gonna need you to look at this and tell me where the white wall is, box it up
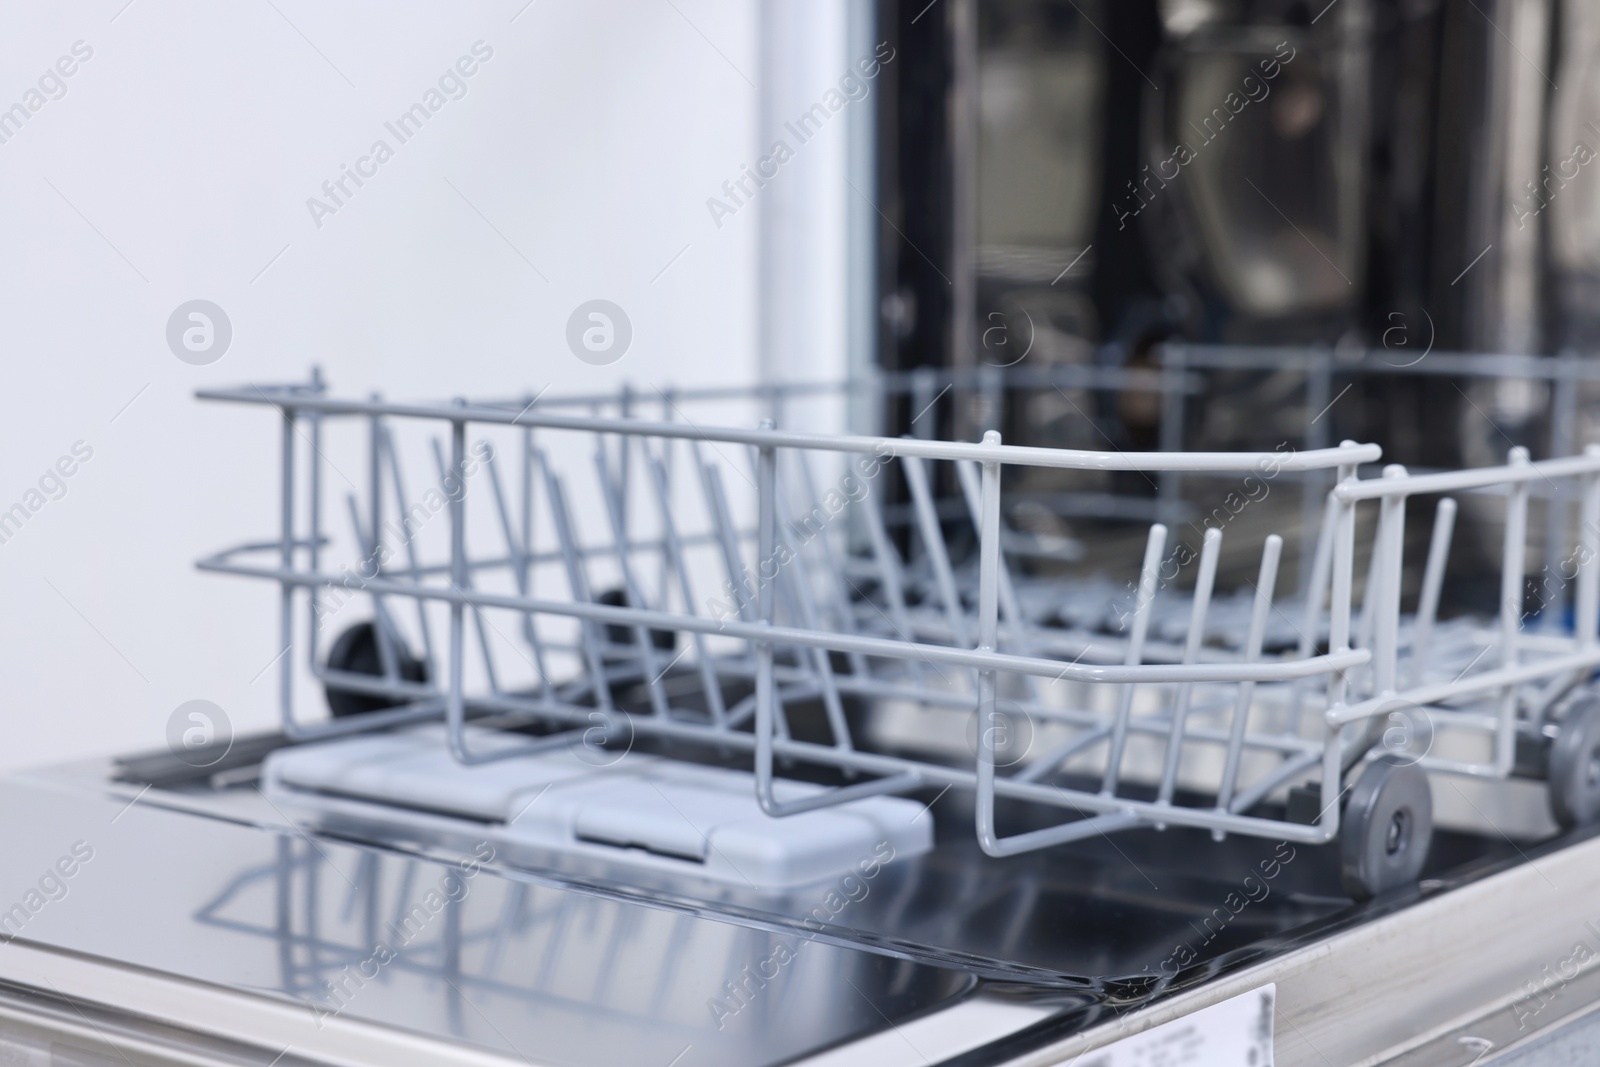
[0,0,772,768]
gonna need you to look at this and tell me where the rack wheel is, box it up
[1341,756,1433,900]
[324,621,429,719]
[1548,696,1600,829]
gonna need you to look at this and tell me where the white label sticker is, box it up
[1065,985,1275,1067]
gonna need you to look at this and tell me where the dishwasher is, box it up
[7,355,1600,1067]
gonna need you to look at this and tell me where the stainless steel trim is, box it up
[0,939,532,1067]
[989,831,1600,1066]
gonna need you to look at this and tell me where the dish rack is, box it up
[194,362,1600,899]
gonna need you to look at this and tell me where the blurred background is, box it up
[0,0,1593,769]
[874,0,1600,679]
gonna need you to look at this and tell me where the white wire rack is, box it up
[194,362,1600,898]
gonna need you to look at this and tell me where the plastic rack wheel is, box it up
[323,621,429,719]
[1548,695,1600,829]
[1340,756,1434,900]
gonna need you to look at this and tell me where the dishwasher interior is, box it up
[10,0,1600,1063]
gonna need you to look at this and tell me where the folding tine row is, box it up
[1322,446,1600,779]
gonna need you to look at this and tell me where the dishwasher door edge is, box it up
[0,936,536,1067]
[976,829,1600,1067]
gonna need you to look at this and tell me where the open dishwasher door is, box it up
[0,767,1032,1067]
[13,736,1600,1067]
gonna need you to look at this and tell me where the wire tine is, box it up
[773,527,854,749]
[592,448,670,718]
[536,450,616,713]
[761,455,853,749]
[1156,526,1222,807]
[697,455,758,629]
[855,462,926,683]
[378,423,436,674]
[427,437,501,696]
[1289,490,1339,722]
[1016,726,1113,783]
[1227,750,1322,816]
[1354,516,1384,657]
[901,452,972,649]
[344,493,402,682]
[483,444,554,695]
[1579,451,1600,648]
[1102,523,1168,797]
[645,452,728,727]
[956,458,1042,701]
[790,449,870,676]
[1410,497,1456,686]
[1217,534,1283,825]
[303,407,324,680]
[617,383,634,534]
[654,430,676,610]
[520,412,535,593]
[1497,449,1531,776]
[1359,467,1410,766]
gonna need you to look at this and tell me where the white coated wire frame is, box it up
[496,347,1600,617]
[452,348,1600,627]
[193,376,1600,859]
[1325,448,1600,777]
